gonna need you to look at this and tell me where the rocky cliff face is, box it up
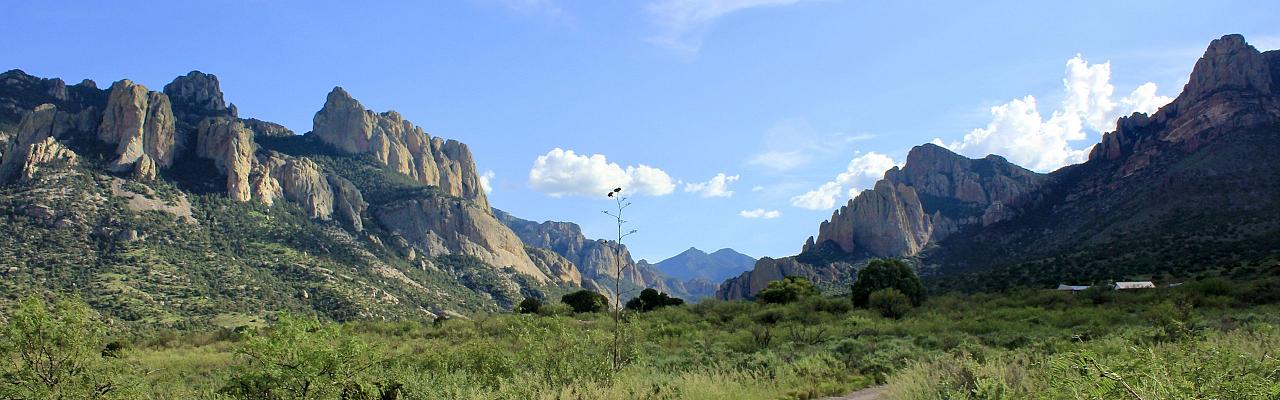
[374,197,546,282]
[98,80,178,179]
[807,144,1046,260]
[0,104,80,182]
[312,88,488,209]
[715,257,854,301]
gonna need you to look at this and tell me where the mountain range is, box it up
[719,34,1280,300]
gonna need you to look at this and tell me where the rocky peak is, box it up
[1179,34,1273,103]
[164,71,232,119]
[311,86,488,208]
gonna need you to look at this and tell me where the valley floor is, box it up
[3,275,1280,399]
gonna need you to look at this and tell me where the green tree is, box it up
[868,288,912,319]
[518,298,543,314]
[850,259,925,307]
[561,290,608,313]
[221,314,399,400]
[625,288,685,312]
[0,296,137,400]
[755,276,820,304]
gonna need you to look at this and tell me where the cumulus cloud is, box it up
[943,55,1174,172]
[647,0,809,53]
[739,208,782,219]
[479,170,495,193]
[751,185,765,192]
[528,148,676,197]
[790,152,898,210]
[684,173,740,198]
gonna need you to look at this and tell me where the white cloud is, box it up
[943,55,1174,172]
[479,170,495,193]
[790,152,898,210]
[684,173,740,198]
[739,208,782,219]
[751,185,765,192]
[647,0,809,53]
[528,148,676,197]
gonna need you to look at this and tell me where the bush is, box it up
[868,288,912,319]
[756,276,820,304]
[850,259,926,307]
[561,290,608,313]
[518,298,543,314]
[625,288,685,312]
[0,296,138,399]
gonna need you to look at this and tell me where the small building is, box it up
[1057,284,1090,292]
[1114,281,1156,290]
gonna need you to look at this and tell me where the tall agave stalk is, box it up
[602,187,635,372]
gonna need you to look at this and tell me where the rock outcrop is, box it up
[808,143,1046,259]
[163,71,230,119]
[98,80,177,179]
[374,197,547,282]
[312,87,488,209]
[0,104,81,182]
[196,117,255,201]
[327,175,367,232]
[526,247,583,285]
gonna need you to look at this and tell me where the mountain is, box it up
[653,247,756,283]
[493,209,692,300]
[0,69,583,327]
[720,34,1280,299]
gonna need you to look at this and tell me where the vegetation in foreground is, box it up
[3,267,1280,400]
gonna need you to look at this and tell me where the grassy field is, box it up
[3,274,1280,399]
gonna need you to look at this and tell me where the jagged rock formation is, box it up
[97,80,177,179]
[163,71,230,119]
[374,197,546,282]
[196,117,256,201]
[312,87,488,209]
[722,34,1280,298]
[807,144,1046,259]
[242,118,294,137]
[0,105,79,182]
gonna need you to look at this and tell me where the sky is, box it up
[3,1,1277,261]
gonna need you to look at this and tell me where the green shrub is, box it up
[518,298,543,314]
[756,276,819,304]
[0,296,138,399]
[850,259,926,307]
[561,290,608,313]
[624,288,685,312]
[868,288,912,319]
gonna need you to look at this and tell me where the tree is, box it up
[518,298,543,314]
[0,296,137,399]
[221,314,399,400]
[625,288,685,312]
[850,259,925,307]
[561,290,608,313]
[756,276,820,304]
[868,288,911,319]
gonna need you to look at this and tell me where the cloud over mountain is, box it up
[790,152,898,210]
[528,148,676,197]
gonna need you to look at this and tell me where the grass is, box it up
[5,276,1268,399]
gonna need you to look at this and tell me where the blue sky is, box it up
[3,1,1277,261]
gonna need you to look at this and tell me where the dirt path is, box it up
[821,385,888,400]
